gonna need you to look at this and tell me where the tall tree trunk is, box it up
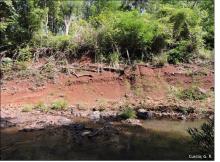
[64,15,72,35]
[45,13,48,36]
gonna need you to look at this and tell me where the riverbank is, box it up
[1,63,214,131]
[1,102,213,131]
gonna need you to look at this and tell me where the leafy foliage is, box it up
[34,101,49,112]
[22,104,34,112]
[51,99,68,110]
[0,0,214,65]
[120,106,137,119]
[152,53,168,67]
[188,118,214,155]
[92,11,165,62]
[177,87,208,101]
[17,46,32,62]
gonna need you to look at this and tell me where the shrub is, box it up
[198,49,214,61]
[13,61,28,71]
[1,57,13,65]
[51,99,68,110]
[188,118,214,156]
[69,19,97,59]
[34,102,49,112]
[108,51,120,68]
[1,57,13,74]
[120,106,137,119]
[167,40,197,64]
[31,32,71,50]
[151,53,168,67]
[49,35,71,50]
[158,5,204,63]
[167,49,180,64]
[22,104,33,112]
[92,11,165,62]
[40,58,56,79]
[177,87,208,100]
[17,46,32,62]
[96,99,107,111]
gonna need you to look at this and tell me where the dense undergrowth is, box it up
[0,0,214,70]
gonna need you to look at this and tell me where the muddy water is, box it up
[0,119,210,160]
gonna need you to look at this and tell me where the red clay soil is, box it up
[1,64,214,107]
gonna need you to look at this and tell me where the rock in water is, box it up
[0,118,15,128]
[89,111,100,121]
[81,130,92,136]
[122,119,142,126]
[137,109,153,119]
[57,117,72,126]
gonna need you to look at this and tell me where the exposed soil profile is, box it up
[1,63,214,107]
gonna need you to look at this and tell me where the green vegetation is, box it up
[96,99,108,111]
[152,54,168,67]
[0,0,214,70]
[50,99,68,110]
[22,104,34,112]
[120,106,137,119]
[188,118,214,155]
[177,87,208,101]
[21,100,69,112]
[34,101,49,112]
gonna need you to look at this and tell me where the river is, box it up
[0,119,211,160]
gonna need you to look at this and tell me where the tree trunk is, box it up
[64,15,72,35]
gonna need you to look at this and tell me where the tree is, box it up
[61,1,83,35]
[0,0,17,50]
[199,0,214,48]
[36,0,62,34]
[121,0,149,12]
[0,0,47,51]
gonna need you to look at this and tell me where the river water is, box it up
[0,119,211,160]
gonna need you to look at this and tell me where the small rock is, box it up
[59,94,65,97]
[198,87,207,94]
[0,119,15,128]
[209,115,214,120]
[137,109,153,119]
[89,111,100,121]
[58,118,72,126]
[177,115,186,120]
[68,124,85,131]
[1,87,6,90]
[122,119,142,126]
[81,130,92,136]
[28,87,37,91]
[70,108,75,114]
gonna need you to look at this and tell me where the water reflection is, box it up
[0,120,207,160]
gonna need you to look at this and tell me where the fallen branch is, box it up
[71,71,93,78]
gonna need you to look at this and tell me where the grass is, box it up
[151,54,168,67]
[22,104,34,112]
[120,106,137,119]
[50,99,68,110]
[13,61,28,71]
[34,101,49,112]
[96,99,108,111]
[40,59,57,80]
[177,87,208,101]
[133,86,143,97]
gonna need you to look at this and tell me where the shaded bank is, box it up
[1,119,213,160]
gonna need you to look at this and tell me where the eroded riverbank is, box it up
[1,103,213,131]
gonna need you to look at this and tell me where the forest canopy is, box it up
[0,0,214,65]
